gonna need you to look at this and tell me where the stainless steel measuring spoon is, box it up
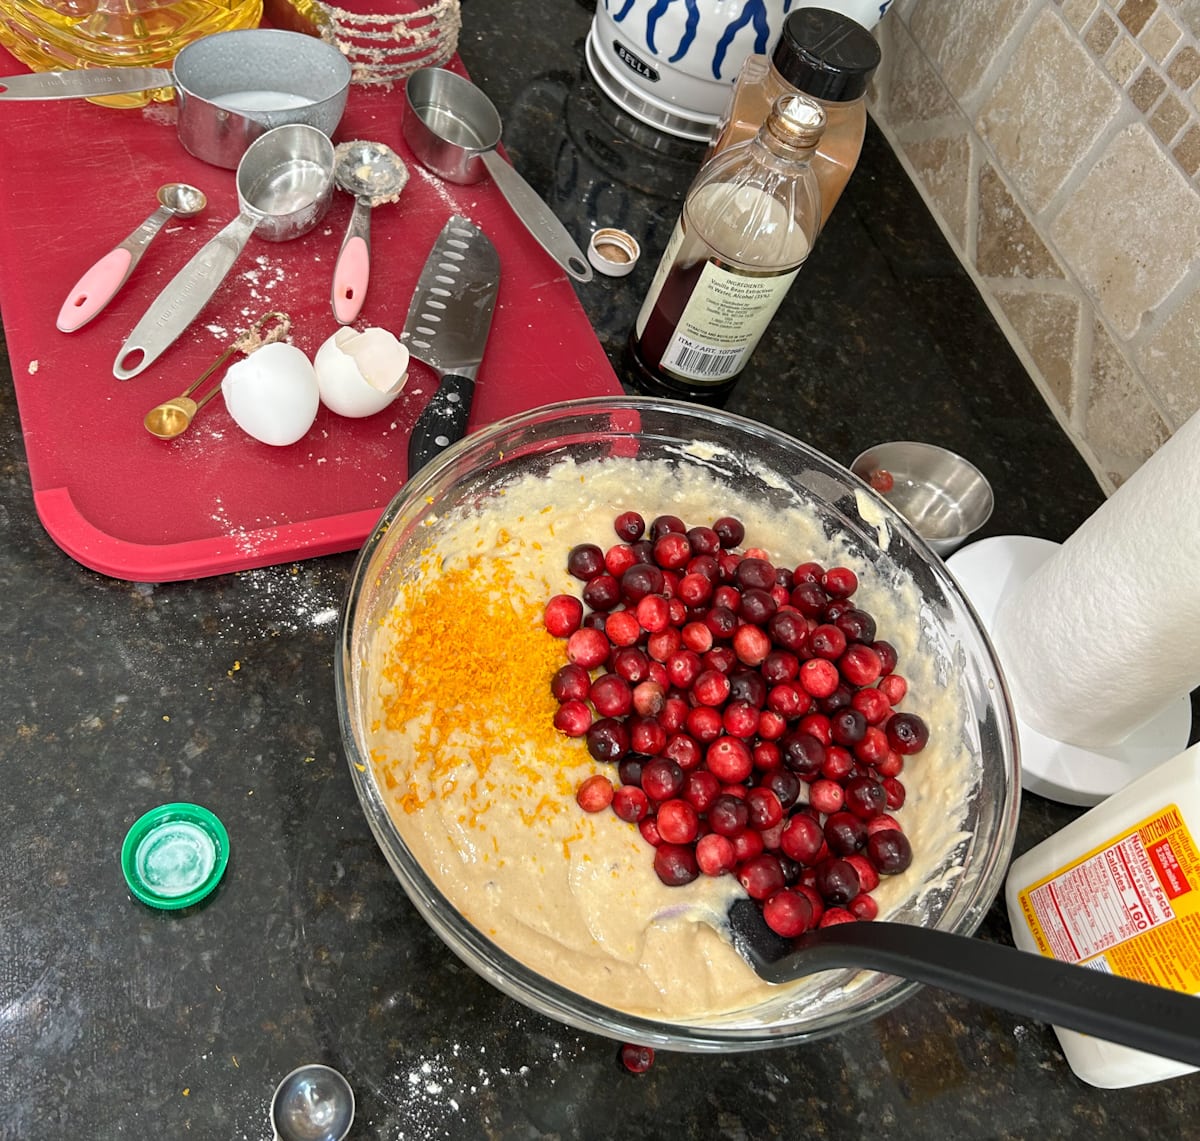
[402,67,593,283]
[330,140,409,325]
[114,124,335,380]
[57,183,207,333]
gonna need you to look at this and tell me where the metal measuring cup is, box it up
[402,67,593,282]
[114,124,336,380]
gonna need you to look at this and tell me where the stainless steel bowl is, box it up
[337,398,1019,1051]
[850,442,994,557]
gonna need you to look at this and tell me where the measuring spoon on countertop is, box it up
[56,183,207,333]
[330,139,408,325]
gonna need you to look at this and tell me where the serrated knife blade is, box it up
[400,215,500,475]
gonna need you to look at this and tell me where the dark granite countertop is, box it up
[2,1,1198,1138]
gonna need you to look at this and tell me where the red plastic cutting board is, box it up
[0,52,622,582]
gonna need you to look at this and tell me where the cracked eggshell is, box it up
[221,342,320,446]
[314,326,410,418]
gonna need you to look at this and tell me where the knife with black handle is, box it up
[400,215,500,476]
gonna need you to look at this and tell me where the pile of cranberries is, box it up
[542,511,929,939]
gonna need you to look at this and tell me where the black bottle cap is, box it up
[772,7,882,103]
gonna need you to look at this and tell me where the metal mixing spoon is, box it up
[270,1064,355,1141]
[330,139,408,325]
[56,183,207,332]
[143,311,291,439]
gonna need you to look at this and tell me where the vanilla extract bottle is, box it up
[627,93,826,405]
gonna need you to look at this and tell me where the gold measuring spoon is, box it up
[143,311,291,439]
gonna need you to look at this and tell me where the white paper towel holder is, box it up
[946,534,1193,807]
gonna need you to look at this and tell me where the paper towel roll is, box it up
[993,410,1200,748]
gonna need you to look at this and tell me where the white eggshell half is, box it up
[221,342,320,446]
[314,326,410,419]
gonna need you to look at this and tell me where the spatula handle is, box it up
[770,920,1200,1068]
[407,374,474,476]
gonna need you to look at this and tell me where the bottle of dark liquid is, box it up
[627,93,826,406]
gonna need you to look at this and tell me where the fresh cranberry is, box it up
[680,620,713,653]
[788,581,829,618]
[566,627,610,669]
[617,756,643,786]
[703,606,738,641]
[602,609,640,648]
[732,624,771,666]
[693,669,732,707]
[590,673,633,718]
[760,767,800,811]
[641,757,685,801]
[631,679,665,717]
[728,669,767,708]
[819,907,856,927]
[738,853,786,901]
[620,1043,655,1074]
[780,813,824,865]
[849,892,879,921]
[702,645,738,675]
[798,658,840,698]
[757,710,787,742]
[713,516,745,548]
[746,786,783,830]
[850,685,891,725]
[844,775,886,820]
[868,828,913,874]
[585,717,629,762]
[809,778,845,815]
[815,857,861,905]
[543,594,584,637]
[792,561,824,585]
[839,643,883,687]
[685,704,723,743]
[878,673,908,705]
[708,793,750,838]
[845,853,880,894]
[553,700,592,737]
[873,748,903,778]
[685,525,721,555]
[696,833,736,877]
[733,558,774,593]
[656,798,700,844]
[605,544,638,578]
[657,694,688,731]
[820,743,859,782]
[706,736,753,783]
[823,811,867,855]
[649,514,686,539]
[752,738,782,771]
[551,662,591,703]
[780,730,825,777]
[687,553,720,580]
[722,701,760,739]
[882,777,906,809]
[677,572,714,608]
[809,624,847,660]
[567,543,606,581]
[762,888,814,937]
[819,682,853,714]
[854,725,890,765]
[635,594,670,634]
[666,650,703,690]
[830,708,867,746]
[821,567,858,599]
[738,587,777,626]
[576,774,614,813]
[652,532,692,570]
[629,716,667,757]
[638,816,662,847]
[582,574,622,612]
[866,813,903,836]
[663,731,703,771]
[612,785,649,823]
[872,640,898,674]
[613,511,645,541]
[886,712,929,755]
[620,563,664,604]
[767,610,810,654]
[654,843,699,885]
[683,768,721,814]
[760,650,799,685]
[835,608,877,646]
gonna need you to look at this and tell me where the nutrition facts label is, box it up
[1016,806,1200,993]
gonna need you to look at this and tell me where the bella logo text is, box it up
[613,41,659,84]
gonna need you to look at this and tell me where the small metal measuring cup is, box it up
[403,67,593,282]
[114,124,336,380]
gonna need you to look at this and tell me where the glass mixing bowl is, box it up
[336,397,1020,1051]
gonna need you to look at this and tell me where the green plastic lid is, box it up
[121,803,229,910]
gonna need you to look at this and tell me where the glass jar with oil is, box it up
[0,0,263,106]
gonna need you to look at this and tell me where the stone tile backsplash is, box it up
[868,0,1200,489]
